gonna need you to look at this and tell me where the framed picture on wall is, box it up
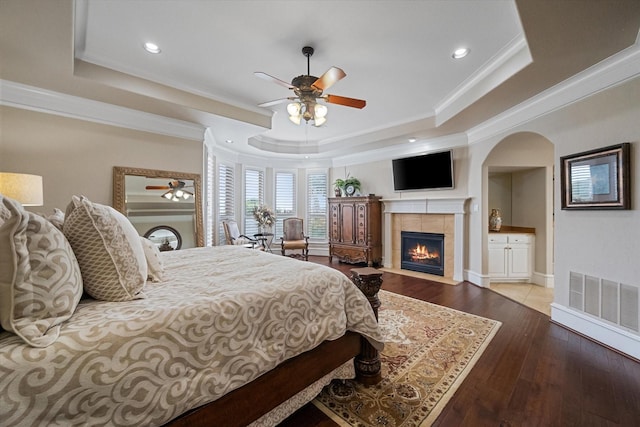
[560,142,630,210]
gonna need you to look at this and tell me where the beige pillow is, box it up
[63,196,147,301]
[0,195,83,347]
[39,208,65,231]
[140,236,165,282]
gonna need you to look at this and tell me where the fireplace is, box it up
[401,231,445,276]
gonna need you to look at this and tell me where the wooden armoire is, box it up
[328,195,382,266]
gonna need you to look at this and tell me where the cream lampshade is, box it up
[0,172,44,206]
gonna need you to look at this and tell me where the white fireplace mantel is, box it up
[381,197,470,282]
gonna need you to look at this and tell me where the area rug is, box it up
[313,290,501,426]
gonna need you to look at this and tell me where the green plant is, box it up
[344,176,361,191]
[333,178,346,191]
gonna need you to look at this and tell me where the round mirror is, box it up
[144,225,182,251]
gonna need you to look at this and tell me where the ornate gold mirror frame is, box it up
[113,166,204,247]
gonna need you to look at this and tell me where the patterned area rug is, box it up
[313,290,501,426]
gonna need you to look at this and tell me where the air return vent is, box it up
[568,272,639,333]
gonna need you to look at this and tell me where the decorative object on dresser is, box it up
[333,175,361,197]
[329,195,382,267]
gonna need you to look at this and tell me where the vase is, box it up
[334,187,342,197]
[489,209,502,232]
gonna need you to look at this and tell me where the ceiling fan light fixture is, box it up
[314,116,326,127]
[162,191,173,200]
[314,104,328,118]
[287,102,301,116]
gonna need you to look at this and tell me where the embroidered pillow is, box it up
[63,196,147,301]
[140,236,165,282]
[0,195,83,347]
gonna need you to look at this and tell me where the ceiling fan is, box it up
[255,46,366,126]
[145,180,194,201]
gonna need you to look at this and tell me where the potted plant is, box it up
[333,178,345,197]
[344,176,361,196]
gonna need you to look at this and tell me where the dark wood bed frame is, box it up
[166,268,383,427]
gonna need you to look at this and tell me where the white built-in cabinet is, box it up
[488,233,534,282]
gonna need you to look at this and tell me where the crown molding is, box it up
[0,79,206,141]
[467,41,640,144]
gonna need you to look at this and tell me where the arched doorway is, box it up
[483,132,555,313]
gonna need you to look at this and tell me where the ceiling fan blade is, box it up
[325,94,366,109]
[258,97,295,107]
[312,67,346,91]
[145,185,170,190]
[254,72,295,89]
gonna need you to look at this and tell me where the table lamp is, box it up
[0,172,44,206]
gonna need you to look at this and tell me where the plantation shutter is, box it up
[244,168,264,236]
[205,149,215,246]
[217,163,235,245]
[306,171,328,239]
[275,171,296,237]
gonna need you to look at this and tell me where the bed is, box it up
[0,194,383,427]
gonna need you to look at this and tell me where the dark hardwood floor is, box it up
[278,256,640,427]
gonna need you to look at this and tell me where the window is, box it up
[205,149,215,246]
[244,167,264,236]
[274,170,295,237]
[307,171,328,240]
[217,162,234,245]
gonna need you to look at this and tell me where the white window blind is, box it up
[217,163,235,245]
[275,171,296,237]
[244,168,264,236]
[205,149,215,246]
[307,171,328,239]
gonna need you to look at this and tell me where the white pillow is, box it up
[140,236,165,282]
[0,195,83,347]
[63,196,147,301]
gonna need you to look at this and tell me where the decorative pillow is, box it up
[140,236,165,282]
[39,208,65,231]
[0,195,83,347]
[63,196,147,301]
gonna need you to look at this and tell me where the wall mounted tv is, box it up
[392,150,454,191]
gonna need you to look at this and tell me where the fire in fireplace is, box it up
[401,231,444,276]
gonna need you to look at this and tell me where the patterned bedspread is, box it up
[0,246,383,427]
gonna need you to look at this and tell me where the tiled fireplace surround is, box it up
[382,198,469,282]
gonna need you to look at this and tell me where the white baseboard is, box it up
[532,271,554,288]
[551,303,640,360]
[465,269,490,287]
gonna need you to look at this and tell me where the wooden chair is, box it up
[222,220,259,248]
[280,218,309,260]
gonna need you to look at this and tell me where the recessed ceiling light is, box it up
[408,137,417,143]
[452,47,469,59]
[225,139,233,144]
[143,42,161,54]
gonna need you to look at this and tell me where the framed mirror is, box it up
[113,166,204,248]
[144,225,182,251]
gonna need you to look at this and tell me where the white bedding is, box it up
[0,245,383,427]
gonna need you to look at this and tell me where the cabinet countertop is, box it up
[489,226,535,234]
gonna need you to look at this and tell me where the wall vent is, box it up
[568,271,639,334]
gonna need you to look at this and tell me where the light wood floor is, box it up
[489,282,554,316]
[278,257,640,427]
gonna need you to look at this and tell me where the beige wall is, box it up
[0,106,203,213]
[330,146,470,200]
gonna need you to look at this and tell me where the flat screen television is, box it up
[392,150,454,191]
